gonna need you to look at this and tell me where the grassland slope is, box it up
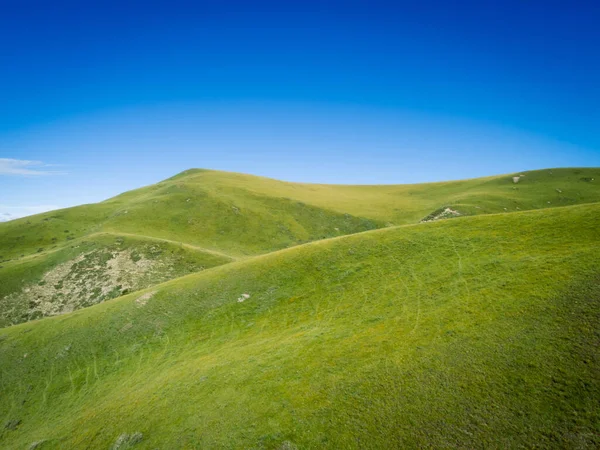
[1,167,597,327]
[167,167,600,223]
[1,167,598,261]
[1,203,598,448]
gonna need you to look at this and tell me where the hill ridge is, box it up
[164,165,596,187]
[1,166,598,327]
[10,200,599,330]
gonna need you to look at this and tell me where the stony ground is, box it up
[0,238,230,326]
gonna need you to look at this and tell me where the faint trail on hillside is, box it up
[96,231,239,260]
[7,230,239,264]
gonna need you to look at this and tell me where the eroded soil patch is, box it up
[1,248,177,324]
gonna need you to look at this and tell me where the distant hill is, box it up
[1,167,598,327]
[3,167,599,259]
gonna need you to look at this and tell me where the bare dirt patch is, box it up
[1,249,171,322]
[135,290,157,307]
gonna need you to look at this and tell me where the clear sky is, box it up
[1,0,599,220]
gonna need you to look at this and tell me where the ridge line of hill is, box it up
[161,200,600,271]
[22,200,594,319]
[166,166,592,188]
[4,230,239,265]
[98,200,600,270]
[9,198,598,268]
[96,231,240,260]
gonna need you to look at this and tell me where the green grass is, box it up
[1,167,599,261]
[1,203,599,448]
[2,167,598,327]
[165,167,600,224]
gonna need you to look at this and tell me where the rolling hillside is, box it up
[2,167,599,261]
[0,200,599,448]
[0,167,599,448]
[1,167,599,327]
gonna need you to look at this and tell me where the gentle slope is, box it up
[1,203,599,448]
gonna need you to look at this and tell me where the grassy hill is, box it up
[2,167,599,261]
[1,167,599,327]
[1,202,599,448]
[0,233,232,327]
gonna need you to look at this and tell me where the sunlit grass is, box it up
[1,203,598,448]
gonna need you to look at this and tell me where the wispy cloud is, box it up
[0,205,62,222]
[0,158,65,176]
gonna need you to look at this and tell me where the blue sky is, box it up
[1,0,599,219]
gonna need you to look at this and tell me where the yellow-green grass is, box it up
[1,168,598,262]
[6,167,597,327]
[1,203,599,448]
[167,167,600,223]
